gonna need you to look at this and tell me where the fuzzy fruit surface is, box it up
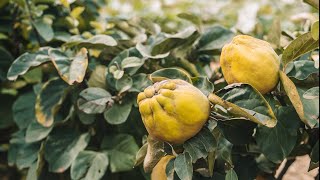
[220,35,280,94]
[137,79,210,144]
[151,155,175,180]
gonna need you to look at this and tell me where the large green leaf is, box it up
[71,151,109,180]
[33,18,54,42]
[174,152,193,180]
[210,84,277,127]
[183,128,217,163]
[151,26,200,55]
[8,130,41,170]
[7,48,50,81]
[255,107,300,163]
[63,35,117,49]
[191,76,214,96]
[13,91,36,129]
[282,32,319,67]
[25,120,53,143]
[150,68,192,83]
[49,48,88,85]
[44,129,90,173]
[101,134,139,173]
[104,101,132,125]
[130,73,153,92]
[77,87,113,114]
[285,60,318,80]
[197,25,234,51]
[115,74,133,93]
[297,87,319,128]
[35,78,69,127]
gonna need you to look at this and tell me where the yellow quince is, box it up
[137,79,210,144]
[151,155,175,180]
[220,35,280,94]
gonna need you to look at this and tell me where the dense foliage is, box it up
[0,0,319,179]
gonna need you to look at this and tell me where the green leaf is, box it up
[177,13,202,30]
[71,151,109,180]
[150,68,192,83]
[151,26,199,55]
[77,110,96,125]
[101,134,139,173]
[174,153,193,180]
[191,76,214,96]
[7,48,50,81]
[285,60,318,80]
[226,169,238,180]
[303,87,319,99]
[297,87,319,128]
[183,128,217,163]
[33,18,54,42]
[87,65,108,89]
[197,25,234,51]
[8,131,40,170]
[104,101,132,125]
[216,138,233,166]
[49,48,88,85]
[311,21,319,40]
[113,69,124,80]
[25,120,53,143]
[35,78,69,127]
[22,67,43,83]
[255,107,300,163]
[136,43,170,59]
[282,32,319,67]
[64,35,117,49]
[134,143,148,167]
[121,57,145,69]
[77,87,113,114]
[44,129,90,173]
[165,158,175,180]
[210,84,277,127]
[115,74,133,93]
[13,91,36,129]
[130,73,152,92]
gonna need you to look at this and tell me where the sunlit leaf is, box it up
[282,32,319,67]
[311,21,319,40]
[64,35,117,49]
[209,84,277,127]
[49,48,88,85]
[226,169,238,180]
[7,48,50,81]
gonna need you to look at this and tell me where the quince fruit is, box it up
[137,79,210,144]
[151,155,175,180]
[220,35,280,94]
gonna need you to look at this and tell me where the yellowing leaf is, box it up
[49,48,88,85]
[70,7,85,18]
[35,78,69,127]
[279,71,307,126]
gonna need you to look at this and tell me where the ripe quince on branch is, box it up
[137,79,210,144]
[220,35,280,94]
